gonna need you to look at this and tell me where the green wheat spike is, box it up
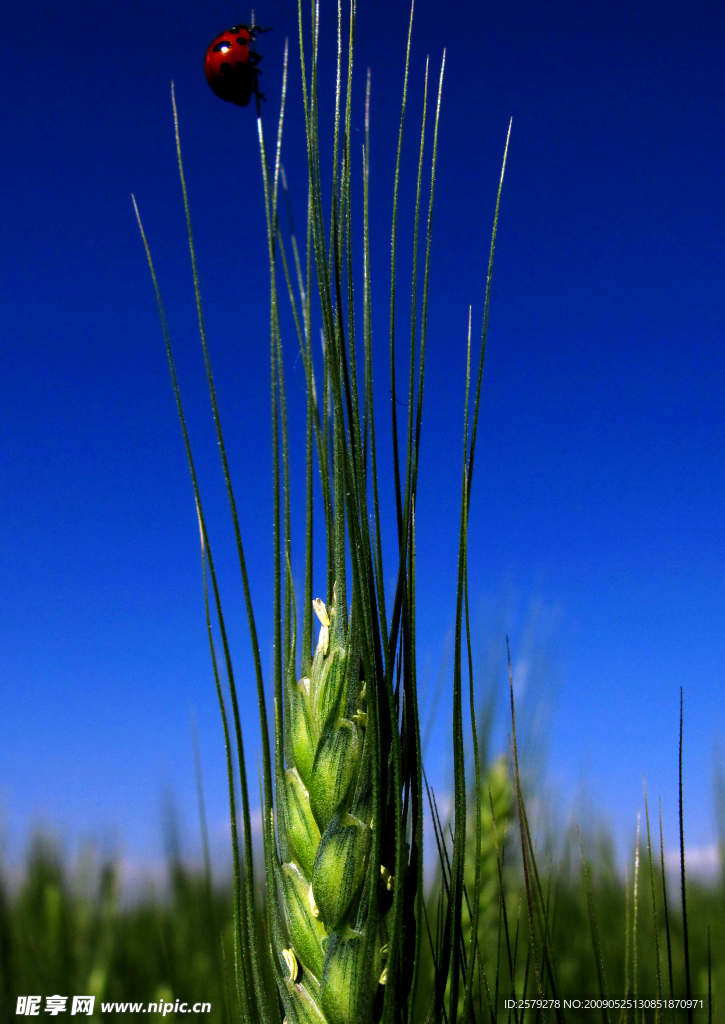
[277,593,388,1024]
[136,0,510,1015]
[455,756,515,1016]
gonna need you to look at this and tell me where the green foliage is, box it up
[0,839,236,1019]
[2,803,722,1021]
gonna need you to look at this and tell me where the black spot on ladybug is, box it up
[213,41,231,53]
[236,37,250,45]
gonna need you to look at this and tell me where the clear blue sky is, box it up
[2,0,724,880]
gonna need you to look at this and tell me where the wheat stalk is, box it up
[135,0,509,1018]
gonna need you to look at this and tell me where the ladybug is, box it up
[204,24,270,108]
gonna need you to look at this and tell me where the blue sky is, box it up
[2,0,724,881]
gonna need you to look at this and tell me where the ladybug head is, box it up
[230,24,252,45]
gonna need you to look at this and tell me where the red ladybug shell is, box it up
[204,25,261,107]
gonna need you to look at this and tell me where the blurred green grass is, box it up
[2,776,722,1021]
[0,836,238,1020]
